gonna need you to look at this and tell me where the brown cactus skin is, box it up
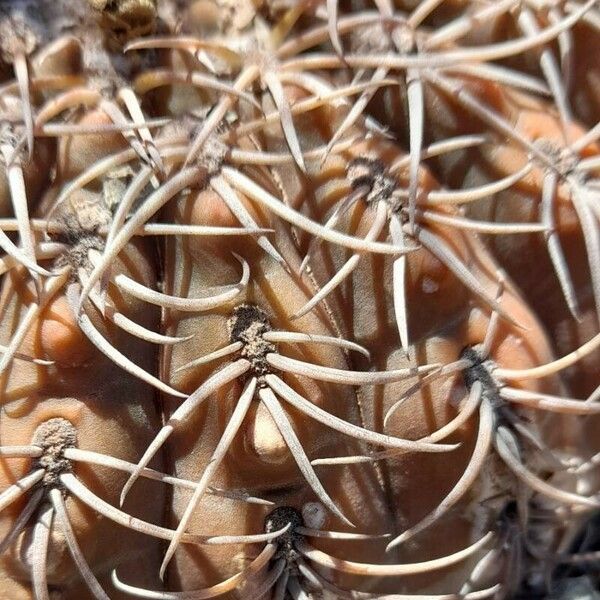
[367,66,600,402]
[414,82,600,400]
[570,21,600,127]
[159,180,402,593]
[364,71,600,546]
[265,100,580,592]
[213,85,552,590]
[0,94,167,595]
[0,217,167,595]
[0,399,165,595]
[0,1,599,598]
[0,28,81,220]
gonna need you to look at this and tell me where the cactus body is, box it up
[0,1,599,598]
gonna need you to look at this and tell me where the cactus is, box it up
[0,0,599,598]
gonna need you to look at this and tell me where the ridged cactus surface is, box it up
[0,0,599,598]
